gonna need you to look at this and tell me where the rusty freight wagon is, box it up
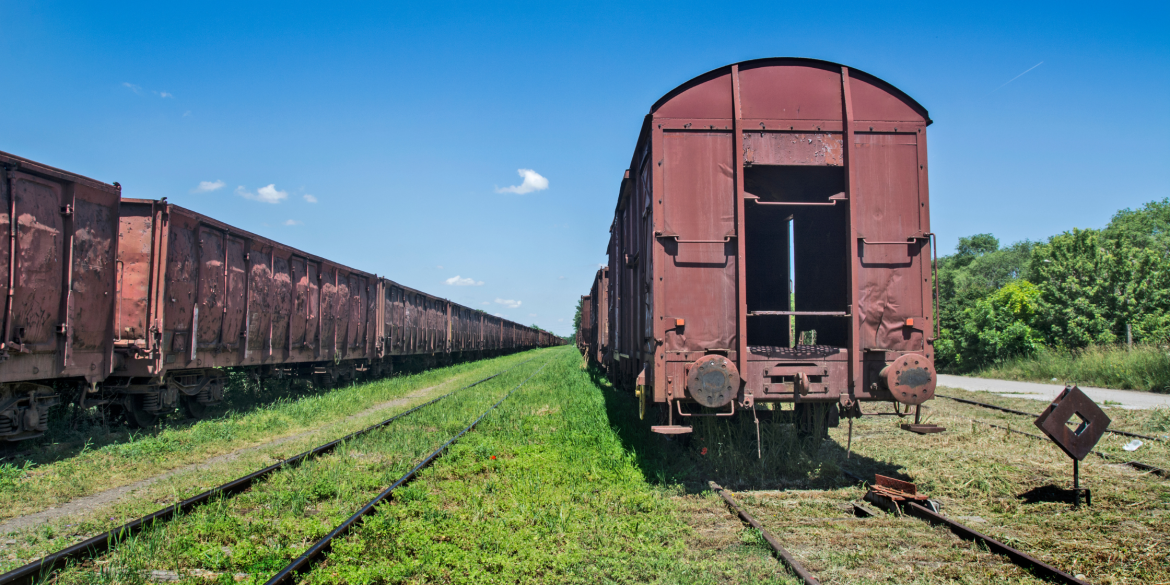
[599,58,938,434]
[576,267,609,366]
[0,152,121,440]
[0,151,558,441]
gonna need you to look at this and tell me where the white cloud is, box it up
[303,194,317,203]
[122,82,142,94]
[191,180,225,194]
[284,219,302,226]
[557,276,565,280]
[482,301,490,306]
[155,91,174,98]
[558,318,564,322]
[436,265,444,269]
[445,275,483,286]
[528,313,537,317]
[495,298,521,309]
[183,110,192,117]
[495,169,548,194]
[236,184,288,204]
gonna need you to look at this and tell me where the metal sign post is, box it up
[1033,386,1110,508]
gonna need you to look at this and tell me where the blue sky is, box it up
[2,1,1167,336]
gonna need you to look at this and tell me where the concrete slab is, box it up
[936,374,1170,411]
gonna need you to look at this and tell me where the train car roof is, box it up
[649,57,930,124]
[0,150,121,194]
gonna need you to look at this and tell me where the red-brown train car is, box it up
[599,58,938,433]
[576,267,609,367]
[0,152,121,439]
[0,153,560,441]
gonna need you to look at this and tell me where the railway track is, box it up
[937,393,1163,442]
[0,353,550,585]
[265,358,552,584]
[712,476,1093,585]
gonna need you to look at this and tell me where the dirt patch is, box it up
[0,380,453,535]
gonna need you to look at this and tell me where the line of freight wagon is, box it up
[0,150,561,441]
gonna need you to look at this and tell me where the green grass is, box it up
[7,348,1168,584]
[307,347,791,585]
[0,352,545,523]
[973,343,1170,393]
[43,353,557,584]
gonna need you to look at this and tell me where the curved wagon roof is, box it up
[649,57,930,125]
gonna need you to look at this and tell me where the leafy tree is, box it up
[1104,198,1170,255]
[935,235,1038,369]
[572,296,584,336]
[949,281,1046,369]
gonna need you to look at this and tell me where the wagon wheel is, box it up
[181,395,211,419]
[125,397,159,429]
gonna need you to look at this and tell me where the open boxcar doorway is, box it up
[744,165,850,351]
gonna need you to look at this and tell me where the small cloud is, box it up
[482,301,491,306]
[284,219,302,226]
[495,298,521,309]
[445,275,483,286]
[191,180,225,194]
[436,265,444,269]
[557,276,565,280]
[558,318,564,322]
[495,169,548,194]
[528,313,537,317]
[236,184,288,204]
[122,82,142,94]
[303,194,317,203]
[183,110,192,117]
[154,90,174,98]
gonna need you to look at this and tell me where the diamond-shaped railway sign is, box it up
[1034,385,1111,461]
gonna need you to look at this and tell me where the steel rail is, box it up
[938,393,1161,441]
[974,419,1168,478]
[264,357,553,585]
[901,501,1090,585]
[0,353,544,585]
[841,470,1091,585]
[708,482,820,585]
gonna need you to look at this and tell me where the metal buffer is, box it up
[1033,385,1110,508]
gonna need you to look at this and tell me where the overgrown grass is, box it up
[42,354,556,584]
[973,343,1170,393]
[308,347,792,584]
[7,350,1167,584]
[0,351,542,524]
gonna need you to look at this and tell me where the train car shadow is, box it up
[586,362,905,494]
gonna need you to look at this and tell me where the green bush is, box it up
[947,280,1046,370]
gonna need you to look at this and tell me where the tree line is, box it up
[935,198,1169,372]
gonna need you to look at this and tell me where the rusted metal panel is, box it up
[0,154,120,386]
[661,131,736,353]
[852,132,928,353]
[739,60,844,122]
[118,200,379,376]
[222,235,247,350]
[1035,386,1111,461]
[742,133,843,166]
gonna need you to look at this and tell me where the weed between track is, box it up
[4,347,1168,584]
[0,351,546,573]
[38,352,555,584]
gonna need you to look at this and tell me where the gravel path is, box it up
[936,374,1170,410]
